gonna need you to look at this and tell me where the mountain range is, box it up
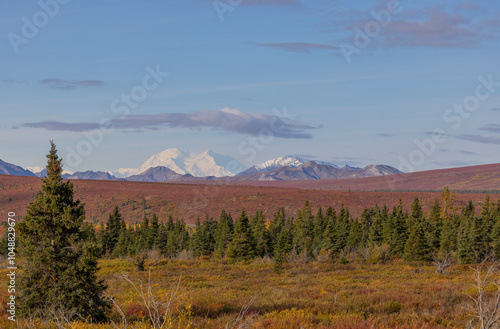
[235,161,401,181]
[1,148,402,182]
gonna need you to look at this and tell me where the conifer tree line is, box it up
[92,192,500,265]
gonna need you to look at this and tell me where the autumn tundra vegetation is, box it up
[2,143,500,328]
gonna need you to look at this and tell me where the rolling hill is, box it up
[1,163,498,225]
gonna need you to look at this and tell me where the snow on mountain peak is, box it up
[254,156,339,171]
[116,148,246,178]
[254,156,306,170]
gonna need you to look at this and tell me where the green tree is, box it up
[273,230,287,274]
[390,202,409,256]
[293,200,314,258]
[457,219,475,264]
[17,142,109,320]
[214,210,234,257]
[403,224,431,262]
[148,213,160,249]
[250,210,271,257]
[102,206,124,255]
[425,199,443,250]
[439,218,456,254]
[368,210,384,246]
[227,209,256,261]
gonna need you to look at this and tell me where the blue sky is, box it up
[1,0,499,173]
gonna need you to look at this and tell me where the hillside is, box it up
[0,170,495,225]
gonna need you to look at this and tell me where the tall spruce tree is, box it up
[18,142,109,320]
[214,210,234,257]
[403,223,431,262]
[102,206,124,255]
[227,209,256,261]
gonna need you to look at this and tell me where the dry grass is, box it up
[0,257,478,328]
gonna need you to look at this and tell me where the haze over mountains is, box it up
[1,148,402,182]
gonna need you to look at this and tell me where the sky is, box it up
[1,0,500,174]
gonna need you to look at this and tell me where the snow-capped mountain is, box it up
[111,168,139,179]
[25,166,45,175]
[236,161,402,181]
[238,155,338,176]
[115,148,246,178]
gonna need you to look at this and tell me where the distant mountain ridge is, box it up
[126,166,186,182]
[3,152,403,182]
[0,159,36,177]
[238,155,338,176]
[66,171,117,180]
[235,161,402,181]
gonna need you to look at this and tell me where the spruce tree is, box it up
[312,205,325,254]
[403,224,431,262]
[457,220,475,264]
[439,219,456,254]
[293,200,314,258]
[227,209,256,261]
[368,210,384,246]
[102,206,124,255]
[273,230,287,274]
[214,210,234,257]
[426,199,443,250]
[390,203,409,256]
[250,210,270,257]
[491,217,500,260]
[148,213,160,249]
[18,142,109,320]
[346,220,362,249]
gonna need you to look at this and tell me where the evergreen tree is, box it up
[390,202,408,256]
[155,224,169,253]
[250,210,270,257]
[439,219,456,254]
[273,230,287,274]
[227,209,256,261]
[409,197,424,228]
[214,210,234,257]
[268,208,286,257]
[359,208,374,247]
[425,199,443,250]
[346,219,362,249]
[368,210,384,246]
[457,219,475,264]
[491,217,500,260]
[137,215,150,251]
[112,223,132,258]
[17,142,109,320]
[102,206,124,255]
[148,213,160,249]
[312,206,325,254]
[293,200,314,258]
[190,218,206,257]
[403,223,431,262]
[322,207,340,258]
